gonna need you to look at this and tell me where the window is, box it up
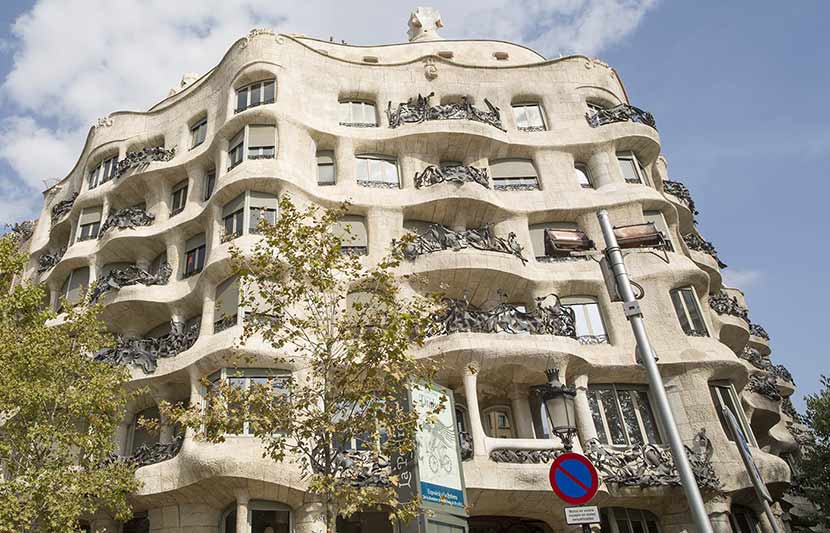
[316,151,336,185]
[588,385,662,446]
[123,512,150,533]
[170,180,188,216]
[76,206,102,241]
[710,382,756,446]
[190,118,207,148]
[223,193,245,241]
[600,508,661,533]
[332,215,368,255]
[215,276,239,332]
[729,506,760,533]
[128,406,159,456]
[207,370,289,435]
[575,163,593,188]
[355,155,399,188]
[587,100,607,115]
[670,286,708,336]
[222,191,278,241]
[183,233,206,277]
[87,156,118,189]
[490,158,539,190]
[562,296,608,343]
[235,79,276,113]
[644,211,674,252]
[617,152,649,185]
[483,406,515,438]
[60,266,89,309]
[512,103,546,131]
[337,512,393,533]
[247,124,276,160]
[228,129,244,170]
[203,169,216,201]
[248,192,277,234]
[221,501,291,533]
[339,100,377,127]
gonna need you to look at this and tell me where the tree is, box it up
[163,196,443,533]
[801,375,830,526]
[0,233,139,533]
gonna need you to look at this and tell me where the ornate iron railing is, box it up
[38,247,66,273]
[387,93,504,131]
[94,320,200,374]
[458,432,473,461]
[51,192,78,223]
[750,322,770,340]
[584,429,720,489]
[129,435,184,467]
[740,348,794,385]
[662,180,698,216]
[89,264,171,303]
[356,180,399,189]
[585,103,656,130]
[432,294,576,338]
[708,291,749,322]
[334,449,392,488]
[747,373,782,402]
[414,164,490,189]
[489,448,559,464]
[7,220,36,244]
[683,233,727,268]
[115,146,176,177]
[98,207,155,237]
[401,224,526,263]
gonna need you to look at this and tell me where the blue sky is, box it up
[0,1,826,409]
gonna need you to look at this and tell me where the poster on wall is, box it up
[411,384,465,509]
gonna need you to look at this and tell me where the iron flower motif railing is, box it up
[683,233,727,268]
[708,291,749,322]
[747,373,782,402]
[98,207,155,237]
[129,435,184,467]
[401,223,526,264]
[37,247,66,273]
[7,220,36,244]
[414,164,490,189]
[94,320,200,374]
[356,180,399,189]
[387,93,505,131]
[432,294,576,338]
[115,146,176,177]
[89,264,171,303]
[739,348,794,385]
[584,429,720,490]
[51,192,78,224]
[585,103,656,130]
[750,322,770,340]
[489,448,559,464]
[458,431,473,461]
[662,180,699,216]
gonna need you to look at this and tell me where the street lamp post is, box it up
[540,368,577,451]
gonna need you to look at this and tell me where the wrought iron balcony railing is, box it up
[708,291,749,322]
[490,448,559,464]
[7,220,35,244]
[50,192,78,224]
[740,347,794,385]
[662,180,699,216]
[115,146,176,178]
[129,435,183,467]
[413,164,490,189]
[89,264,171,303]
[683,233,727,268]
[431,294,576,338]
[38,247,66,273]
[98,207,155,237]
[747,373,782,402]
[750,322,770,340]
[94,320,199,374]
[458,431,473,461]
[401,223,526,263]
[387,93,505,131]
[585,103,656,130]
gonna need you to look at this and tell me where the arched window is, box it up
[235,79,276,113]
[482,405,515,438]
[729,505,761,533]
[221,501,291,533]
[600,508,661,533]
[490,158,539,191]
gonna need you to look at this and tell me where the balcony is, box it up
[98,206,155,237]
[585,103,656,130]
[662,180,698,217]
[37,247,66,273]
[740,347,795,386]
[684,233,727,268]
[115,146,176,178]
[387,93,505,131]
[709,290,749,322]
[750,322,770,340]
[431,295,576,338]
[748,373,782,402]
[89,264,171,303]
[94,319,200,374]
[50,192,78,225]
[8,220,35,244]
[414,164,490,189]
[401,223,526,264]
[126,434,183,467]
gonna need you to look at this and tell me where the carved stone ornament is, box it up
[38,247,66,273]
[89,263,171,303]
[750,322,770,340]
[584,429,721,490]
[98,206,155,237]
[93,116,113,131]
[586,103,656,130]
[402,223,526,264]
[115,146,176,178]
[683,232,727,268]
[423,58,438,80]
[432,292,576,338]
[747,373,782,402]
[584,57,611,70]
[662,180,699,216]
[94,320,200,374]
[708,291,749,322]
[6,219,36,244]
[242,27,278,48]
[51,192,78,223]
[387,92,505,131]
[414,164,489,189]
[407,7,444,42]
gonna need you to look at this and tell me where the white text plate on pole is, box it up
[565,506,600,525]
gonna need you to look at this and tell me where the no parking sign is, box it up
[548,453,599,505]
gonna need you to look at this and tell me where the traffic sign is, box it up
[549,453,599,505]
[565,506,600,525]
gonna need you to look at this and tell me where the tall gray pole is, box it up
[596,210,713,533]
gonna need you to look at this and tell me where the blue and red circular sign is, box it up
[549,452,599,505]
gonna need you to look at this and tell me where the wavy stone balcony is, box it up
[401,223,526,264]
[50,192,78,226]
[431,296,576,339]
[387,93,505,131]
[413,164,490,189]
[89,264,171,303]
[662,180,698,217]
[585,103,656,130]
[709,290,750,352]
[684,233,726,269]
[94,320,200,374]
[115,146,176,178]
[98,206,155,237]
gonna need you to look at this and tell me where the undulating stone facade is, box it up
[23,8,802,533]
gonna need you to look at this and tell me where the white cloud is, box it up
[723,269,764,289]
[0,0,657,225]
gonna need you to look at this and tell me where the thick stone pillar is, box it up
[294,502,326,533]
[462,362,487,457]
[236,492,250,533]
[705,494,733,533]
[573,374,597,446]
[509,385,535,439]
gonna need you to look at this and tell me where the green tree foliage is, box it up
[0,234,138,532]
[163,196,442,533]
[802,375,830,526]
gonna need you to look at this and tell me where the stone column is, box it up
[509,385,535,439]
[587,147,614,189]
[335,138,356,186]
[165,238,182,281]
[202,283,217,336]
[462,362,487,457]
[294,501,326,533]
[235,491,250,533]
[205,203,221,260]
[704,494,733,533]
[573,374,597,445]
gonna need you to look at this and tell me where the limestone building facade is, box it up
[22,8,804,533]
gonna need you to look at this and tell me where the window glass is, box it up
[670,287,707,336]
[171,181,188,215]
[483,407,515,438]
[644,211,674,251]
[317,151,336,185]
[575,164,593,188]
[513,103,545,130]
[228,129,244,169]
[262,80,276,103]
[215,277,240,331]
[236,79,276,112]
[251,508,290,533]
[710,383,755,445]
[619,157,641,183]
[356,156,399,186]
[203,170,216,201]
[589,386,661,445]
[562,297,607,341]
[340,100,377,126]
[184,233,206,276]
[191,118,207,148]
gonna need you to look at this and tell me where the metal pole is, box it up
[760,499,783,533]
[596,210,713,533]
